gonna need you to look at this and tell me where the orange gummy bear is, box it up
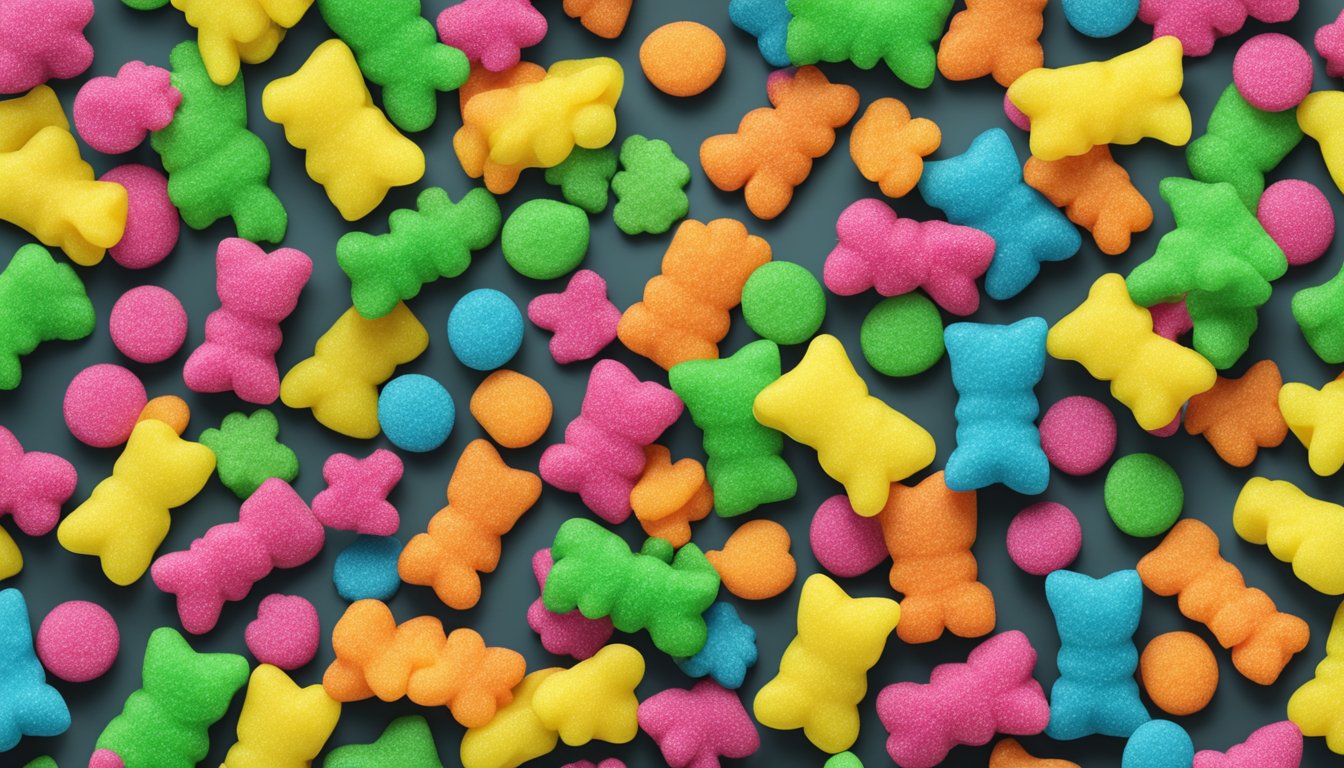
[562,0,632,38]
[990,738,1080,768]
[849,98,941,199]
[705,519,797,600]
[630,444,712,548]
[1023,145,1153,256]
[1185,360,1287,467]
[936,0,1046,87]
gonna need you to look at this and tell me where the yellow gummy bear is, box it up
[1288,602,1344,754]
[1279,378,1344,476]
[460,668,561,768]
[0,86,69,149]
[1233,477,1344,596]
[1048,274,1215,431]
[531,643,644,746]
[223,664,341,768]
[0,527,20,580]
[752,333,935,517]
[1299,91,1344,195]
[280,302,428,439]
[169,0,313,85]
[262,40,425,221]
[56,419,215,586]
[754,573,900,754]
[1007,36,1191,161]
[454,57,623,194]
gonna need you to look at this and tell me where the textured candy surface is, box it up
[1287,603,1344,754]
[0,588,70,750]
[199,409,299,499]
[937,0,1046,86]
[109,286,187,364]
[223,663,341,768]
[639,680,760,766]
[74,61,180,153]
[848,98,940,199]
[1234,477,1344,595]
[785,0,954,88]
[527,269,620,364]
[0,0,93,94]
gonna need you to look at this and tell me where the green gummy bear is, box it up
[1293,266,1344,364]
[23,758,58,768]
[337,186,501,319]
[825,753,864,768]
[95,627,249,768]
[317,0,468,133]
[1186,84,1302,210]
[611,135,691,235]
[669,339,797,517]
[151,41,286,243]
[785,0,954,88]
[543,518,720,657]
[0,244,94,391]
[544,147,618,214]
[324,716,443,768]
[199,409,298,499]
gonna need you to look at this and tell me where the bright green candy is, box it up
[337,187,500,319]
[121,0,168,10]
[501,199,590,279]
[0,244,95,391]
[543,518,720,657]
[1105,453,1183,537]
[825,754,864,768]
[199,410,298,499]
[151,41,287,243]
[324,716,443,768]
[669,340,797,517]
[1187,84,1302,210]
[740,261,825,345]
[1293,266,1344,363]
[860,294,944,377]
[96,628,249,768]
[611,135,690,235]
[23,758,58,768]
[544,147,617,214]
[785,0,954,88]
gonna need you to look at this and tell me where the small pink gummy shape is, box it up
[0,425,76,537]
[638,680,761,768]
[1318,11,1344,78]
[527,548,613,659]
[182,238,313,405]
[0,0,93,94]
[436,0,547,72]
[1149,299,1192,341]
[1194,721,1303,768]
[561,762,626,768]
[311,449,403,536]
[1138,0,1298,57]
[809,494,888,578]
[527,269,621,364]
[74,61,182,154]
[89,750,125,768]
[245,594,319,670]
[824,198,994,316]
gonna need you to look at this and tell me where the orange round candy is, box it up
[1140,631,1219,716]
[705,519,796,600]
[138,395,190,436]
[469,370,552,449]
[639,22,726,97]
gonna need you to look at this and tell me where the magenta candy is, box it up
[1039,395,1117,476]
[1007,502,1082,576]
[63,364,148,449]
[1317,10,1344,78]
[437,0,547,72]
[1149,300,1193,341]
[1258,179,1335,267]
[89,749,125,768]
[527,269,621,364]
[561,762,626,768]
[1233,33,1311,112]
[809,494,888,578]
[1193,720,1303,768]
[638,680,761,768]
[73,61,181,153]
[1148,411,1182,438]
[0,0,93,94]
[245,594,319,670]
[527,548,613,659]
[102,164,180,270]
[0,425,76,537]
[109,285,188,364]
[36,600,119,682]
[1138,0,1298,58]
[1004,92,1030,131]
[311,449,403,536]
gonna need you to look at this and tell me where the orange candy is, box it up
[138,395,190,436]
[936,0,1046,87]
[639,22,725,97]
[1140,631,1219,715]
[470,370,553,449]
[705,519,796,600]
[630,444,712,548]
[849,98,941,199]
[989,739,1080,768]
[1024,145,1153,256]
[563,0,633,39]
[459,61,546,112]
[1184,359,1287,467]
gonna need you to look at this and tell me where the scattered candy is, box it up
[1007,502,1082,576]
[377,373,455,453]
[611,135,690,235]
[728,0,791,67]
[332,536,403,603]
[101,163,179,269]
[0,0,93,94]
[533,643,645,747]
[1318,9,1344,77]
[109,286,187,364]
[1122,720,1194,768]
[458,668,559,768]
[35,599,117,684]
[527,547,614,659]
[138,395,190,435]
[1258,179,1334,267]
[629,444,711,547]
[223,663,341,768]
[991,739,1079,767]
[324,715,442,768]
[312,449,402,535]
[0,589,69,750]
[848,98,941,199]
[437,0,547,73]
[1194,721,1303,768]
[543,147,617,214]
[705,519,796,601]
[785,0,954,88]
[1105,453,1183,537]
[1039,396,1116,476]
[63,364,147,449]
[74,61,180,153]
[1234,477,1344,595]
[937,0,1045,86]
[562,0,631,39]
[639,680,760,766]
[1233,33,1311,113]
[1023,145,1153,256]
[860,294,946,377]
[1187,84,1301,210]
[1184,360,1287,467]
[199,409,299,499]
[244,594,319,671]
[740,261,826,345]
[1292,263,1344,363]
[1287,603,1344,754]
[501,198,589,279]
[1140,631,1218,716]
[0,426,76,579]
[1139,0,1297,58]
[639,22,725,97]
[675,602,757,689]
[469,369,551,448]
[527,269,620,364]
[1062,0,1138,37]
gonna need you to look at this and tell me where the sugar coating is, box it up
[562,0,630,38]
[1194,721,1303,768]
[74,61,180,154]
[1293,260,1344,364]
[313,449,402,535]
[101,164,179,270]
[470,369,552,448]
[786,0,954,88]
[612,135,691,235]
[640,22,725,98]
[1287,603,1344,754]
[1024,145,1154,256]
[860,294,945,378]
[449,289,523,371]
[437,0,547,72]
[1258,179,1334,267]
[458,59,546,111]
[849,98,940,199]
[0,244,91,391]
[1123,720,1194,768]
[244,594,319,670]
[937,0,1046,87]
[1039,396,1117,476]
[131,0,312,86]
[740,261,825,345]
[325,716,443,768]
[1061,0,1138,37]
[1139,0,1298,58]
[1188,85,1302,211]
[1105,453,1183,537]
[63,364,147,449]
[728,0,791,67]
[990,739,1080,767]
[630,444,712,546]
[1281,377,1344,477]
[378,374,455,452]
[562,760,625,768]
[675,602,758,689]
[458,668,560,768]
[199,409,299,499]
[225,663,341,768]
[1233,34,1309,113]
[1007,502,1082,576]
[35,599,117,683]
[544,147,617,214]
[0,0,92,93]
[0,425,77,579]
[532,644,645,746]
[826,753,864,768]
[501,198,589,279]
[1184,360,1286,467]
[639,680,760,766]
[809,495,888,578]
[1149,301,1192,341]
[1140,631,1217,716]
[527,547,614,659]
[1318,10,1344,77]
[1235,477,1344,595]
[1003,93,1030,131]
[138,395,190,435]
[333,536,403,602]
[705,520,796,601]
[109,286,186,364]
[528,269,621,364]
[0,589,69,750]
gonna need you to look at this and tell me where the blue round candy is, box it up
[378,374,454,452]
[447,288,523,370]
[333,535,403,602]
[1061,0,1138,38]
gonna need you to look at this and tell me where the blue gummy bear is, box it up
[447,288,523,371]
[919,129,1081,300]
[1045,569,1150,740]
[1122,720,1194,768]
[728,0,792,67]
[1061,0,1139,38]
[0,589,70,751]
[944,317,1049,495]
[676,602,758,689]
[333,535,405,602]
[378,374,455,453]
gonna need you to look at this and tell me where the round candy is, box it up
[109,285,187,364]
[1003,92,1030,131]
[860,294,944,377]
[245,594,319,671]
[333,535,404,602]
[1104,453,1183,537]
[1140,631,1218,716]
[102,164,179,270]
[36,600,119,682]
[1006,502,1082,576]
[1234,33,1312,112]
[470,369,553,448]
[138,395,190,435]
[377,374,455,452]
[1060,0,1139,38]
[501,199,590,279]
[1258,179,1335,267]
[448,288,524,370]
[741,262,826,345]
[1040,396,1117,476]
[639,21,726,97]
[64,364,148,448]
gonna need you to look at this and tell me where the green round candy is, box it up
[1104,453,1183,537]
[860,294,944,377]
[740,262,825,345]
[501,199,589,279]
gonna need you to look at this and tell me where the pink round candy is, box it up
[36,600,119,682]
[245,594,319,670]
[63,364,147,448]
[1003,92,1030,131]
[1233,33,1311,113]
[101,164,179,269]
[89,750,125,768]
[109,285,188,364]
[1258,179,1336,267]
[1039,395,1117,476]
[1007,502,1082,576]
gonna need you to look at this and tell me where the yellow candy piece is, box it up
[1048,274,1215,431]
[0,86,69,150]
[262,40,425,221]
[170,0,313,85]
[532,643,643,746]
[1233,477,1344,596]
[56,419,215,586]
[1007,36,1191,161]
[460,668,561,768]
[280,302,428,439]
[1279,378,1344,476]
[454,57,623,193]
[223,664,341,768]
[1288,602,1344,754]
[754,573,900,753]
[0,527,20,580]
[752,333,935,517]
[1299,91,1344,194]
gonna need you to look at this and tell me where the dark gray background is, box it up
[5,0,1344,765]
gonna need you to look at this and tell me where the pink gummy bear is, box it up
[311,449,403,536]
[1194,721,1303,768]
[436,0,547,72]
[150,479,325,635]
[823,198,994,316]
[1138,0,1298,57]
[638,680,760,768]
[527,548,614,659]
[1317,11,1344,78]
[1149,299,1192,341]
[877,630,1050,768]
[539,359,683,523]
[527,269,621,365]
[0,425,76,537]
[182,238,313,405]
[810,494,888,578]
[73,61,181,154]
[0,0,93,94]
[244,593,319,670]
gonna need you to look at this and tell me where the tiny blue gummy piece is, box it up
[1061,0,1139,38]
[333,535,405,602]
[0,588,70,751]
[728,0,793,67]
[447,288,524,371]
[378,374,454,453]
[1122,720,1194,768]
[676,602,758,689]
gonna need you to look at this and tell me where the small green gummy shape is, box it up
[199,409,299,499]
[316,0,468,133]
[1293,266,1344,364]
[611,135,690,235]
[825,753,864,768]
[151,41,287,243]
[0,244,95,391]
[324,716,444,768]
[1186,84,1303,210]
[337,186,501,319]
[785,0,954,88]
[22,758,58,768]
[544,147,618,214]
[120,0,168,8]
[669,340,797,518]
